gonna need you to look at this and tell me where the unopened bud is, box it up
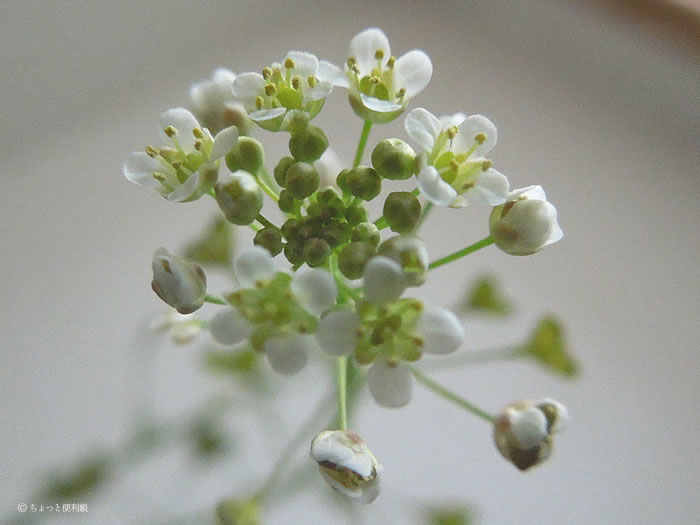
[303,238,331,267]
[338,241,376,280]
[225,137,265,174]
[151,249,207,314]
[254,227,283,256]
[345,203,368,226]
[371,138,416,180]
[285,162,320,199]
[383,191,421,234]
[274,156,296,187]
[288,125,329,162]
[215,170,263,225]
[347,166,381,201]
[278,189,296,213]
[351,222,381,248]
[377,235,429,287]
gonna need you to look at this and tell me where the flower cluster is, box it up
[123,27,569,512]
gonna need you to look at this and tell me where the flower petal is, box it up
[348,28,391,75]
[362,256,406,304]
[367,360,412,408]
[159,108,200,150]
[404,108,440,151]
[510,184,547,201]
[393,50,432,97]
[417,307,464,355]
[438,112,467,130]
[286,51,318,77]
[209,125,238,160]
[291,269,337,316]
[359,93,402,113]
[316,309,360,357]
[209,308,251,346]
[455,114,497,157]
[264,333,313,375]
[232,72,265,107]
[212,67,237,89]
[318,60,349,88]
[249,107,287,122]
[466,167,510,205]
[123,152,162,187]
[417,166,457,206]
[233,246,275,287]
[167,171,200,202]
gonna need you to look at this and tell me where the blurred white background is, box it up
[1,0,699,523]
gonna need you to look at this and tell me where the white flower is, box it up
[405,107,509,207]
[123,108,238,202]
[342,28,432,123]
[316,308,361,357]
[189,68,253,135]
[493,398,569,470]
[489,185,563,256]
[150,310,202,345]
[313,148,343,191]
[232,52,343,132]
[310,430,382,504]
[151,248,207,314]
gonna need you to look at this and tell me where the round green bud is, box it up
[351,222,380,248]
[338,241,375,280]
[383,191,422,234]
[281,218,300,240]
[274,156,295,187]
[254,227,283,256]
[283,240,305,265]
[316,186,342,206]
[278,189,295,213]
[303,238,331,267]
[285,162,320,200]
[214,171,263,225]
[324,221,352,247]
[336,169,351,194]
[225,137,264,174]
[288,125,328,162]
[345,204,368,226]
[347,166,381,201]
[371,138,416,180]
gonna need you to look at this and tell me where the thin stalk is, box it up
[204,294,227,305]
[373,216,389,230]
[255,213,276,229]
[256,174,279,202]
[337,356,348,430]
[411,366,495,423]
[353,120,373,167]
[429,235,494,270]
[421,346,527,371]
[417,201,433,229]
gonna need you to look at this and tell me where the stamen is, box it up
[351,64,360,74]
[284,57,296,70]
[255,96,265,110]
[347,57,356,68]
[387,56,396,69]
[291,76,302,90]
[395,87,406,100]
[192,128,204,139]
[374,49,384,60]
[145,145,158,158]
[264,83,277,96]
[462,182,475,191]
[307,75,317,88]
[447,126,459,139]
[474,132,487,145]
[194,140,202,151]
[369,76,380,84]
[164,126,177,138]
[481,159,494,171]
[262,66,272,79]
[153,173,167,182]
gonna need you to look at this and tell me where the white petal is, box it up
[303,80,333,104]
[159,108,200,150]
[314,148,343,189]
[455,114,497,157]
[404,108,440,151]
[309,430,376,479]
[209,308,251,346]
[393,50,432,97]
[511,407,548,449]
[232,72,265,106]
[318,60,350,88]
[209,125,238,160]
[362,256,406,304]
[348,28,391,75]
[417,307,464,355]
[510,184,547,201]
[167,171,200,202]
[417,166,457,206]
[264,333,313,375]
[249,107,287,122]
[286,51,318,76]
[359,93,402,113]
[291,269,337,316]
[316,309,360,357]
[367,360,412,408]
[438,112,467,130]
[466,167,510,205]
[123,152,161,187]
[539,398,569,433]
[357,477,381,504]
[234,246,275,287]
[212,67,237,89]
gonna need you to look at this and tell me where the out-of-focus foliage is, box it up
[523,316,578,378]
[184,217,235,266]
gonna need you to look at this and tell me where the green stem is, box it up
[421,346,527,371]
[373,216,388,230]
[353,120,373,167]
[255,213,275,229]
[336,356,348,430]
[429,235,494,270]
[410,366,495,423]
[256,173,279,202]
[204,294,227,305]
[417,201,433,229]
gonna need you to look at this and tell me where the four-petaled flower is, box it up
[189,68,253,135]
[405,107,509,208]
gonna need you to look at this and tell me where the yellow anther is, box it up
[374,49,384,60]
[413,337,424,347]
[462,182,475,191]
[395,87,406,99]
[164,125,177,138]
[171,161,182,169]
[153,173,167,182]
[291,76,302,90]
[474,132,487,144]
[449,160,460,171]
[481,159,494,171]
[192,127,204,139]
[447,126,459,139]
[262,66,272,79]
[284,57,296,70]
[387,56,396,69]
[307,75,317,88]
[194,140,202,151]
[255,96,265,110]
[369,76,380,84]
[145,145,158,158]
[264,83,277,96]
[347,57,357,67]
[351,64,360,74]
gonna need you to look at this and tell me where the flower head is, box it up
[233,52,342,132]
[151,248,207,314]
[310,430,382,504]
[189,68,253,135]
[489,185,563,255]
[493,398,569,470]
[123,108,238,202]
[405,108,509,207]
[342,28,432,123]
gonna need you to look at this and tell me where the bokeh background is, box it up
[1,0,698,523]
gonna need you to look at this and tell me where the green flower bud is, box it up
[283,239,305,265]
[225,137,264,174]
[383,191,421,234]
[351,222,380,248]
[274,156,295,187]
[278,189,295,213]
[288,125,329,162]
[324,221,352,247]
[345,203,368,226]
[281,218,301,240]
[347,166,381,201]
[377,235,429,286]
[338,241,375,280]
[336,168,351,194]
[303,237,331,267]
[254,227,283,256]
[214,171,263,225]
[371,138,416,180]
[285,162,320,199]
[317,186,343,207]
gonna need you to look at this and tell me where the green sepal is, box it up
[523,317,579,378]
